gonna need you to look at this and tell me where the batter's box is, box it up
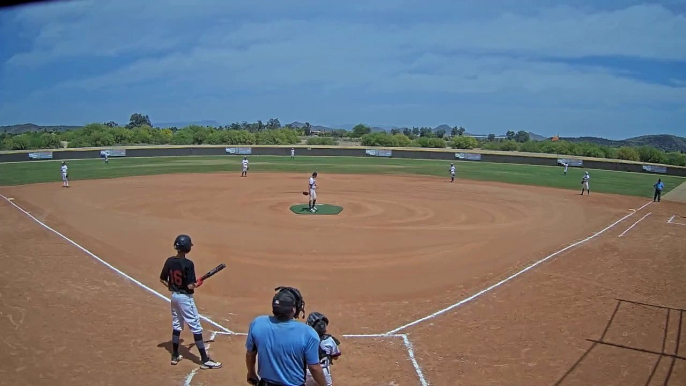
[184,333,424,385]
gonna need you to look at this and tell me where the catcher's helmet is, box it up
[174,234,193,253]
[306,311,329,336]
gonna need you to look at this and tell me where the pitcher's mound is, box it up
[290,204,343,215]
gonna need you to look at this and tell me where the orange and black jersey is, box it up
[160,256,197,295]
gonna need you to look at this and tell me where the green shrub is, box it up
[499,140,519,151]
[450,136,479,149]
[307,137,338,146]
[616,147,640,161]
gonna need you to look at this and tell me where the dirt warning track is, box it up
[1,172,683,385]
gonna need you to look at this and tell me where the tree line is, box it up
[0,114,683,167]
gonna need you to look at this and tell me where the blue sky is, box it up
[0,0,685,139]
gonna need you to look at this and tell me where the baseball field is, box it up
[1,155,685,386]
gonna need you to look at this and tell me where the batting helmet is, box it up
[174,235,193,253]
[306,311,329,336]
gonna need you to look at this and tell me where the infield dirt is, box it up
[1,172,683,385]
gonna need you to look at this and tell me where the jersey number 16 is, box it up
[169,270,183,286]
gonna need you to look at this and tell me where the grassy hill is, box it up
[561,134,686,153]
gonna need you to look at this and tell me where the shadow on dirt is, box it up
[555,298,684,386]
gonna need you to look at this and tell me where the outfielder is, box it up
[159,235,222,370]
[291,148,295,159]
[241,157,249,177]
[449,163,456,182]
[563,162,568,175]
[308,172,318,212]
[580,171,590,195]
[104,152,109,164]
[60,162,69,188]
[306,312,342,386]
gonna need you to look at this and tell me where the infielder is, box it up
[580,171,590,195]
[308,172,318,212]
[241,157,249,177]
[159,235,222,370]
[306,312,342,386]
[291,148,295,159]
[449,163,456,182]
[60,162,69,188]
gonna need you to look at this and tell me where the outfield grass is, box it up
[0,155,683,198]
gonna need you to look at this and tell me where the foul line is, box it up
[0,194,235,335]
[385,200,652,335]
[618,212,652,238]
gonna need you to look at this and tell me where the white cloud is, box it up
[2,0,686,137]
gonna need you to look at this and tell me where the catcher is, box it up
[305,312,341,386]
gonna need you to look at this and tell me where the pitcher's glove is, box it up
[302,191,309,195]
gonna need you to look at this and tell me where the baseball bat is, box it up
[200,263,226,281]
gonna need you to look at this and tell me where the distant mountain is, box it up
[156,120,221,129]
[0,123,83,134]
[561,134,686,153]
[528,132,547,141]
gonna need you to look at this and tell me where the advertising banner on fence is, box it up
[642,165,667,174]
[365,149,392,157]
[100,149,126,157]
[455,153,482,161]
[28,151,53,160]
[226,147,252,155]
[558,158,583,167]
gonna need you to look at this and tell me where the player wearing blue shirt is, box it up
[246,286,327,386]
[654,179,664,202]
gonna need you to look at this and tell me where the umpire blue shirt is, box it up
[246,315,321,386]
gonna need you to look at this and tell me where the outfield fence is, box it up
[2,145,685,177]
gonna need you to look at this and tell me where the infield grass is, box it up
[0,155,683,198]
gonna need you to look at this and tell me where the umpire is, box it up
[245,286,327,386]
[654,179,664,202]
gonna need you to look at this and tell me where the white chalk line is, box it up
[0,194,236,335]
[183,331,221,386]
[666,215,686,226]
[385,201,652,335]
[618,212,652,238]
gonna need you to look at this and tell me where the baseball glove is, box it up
[302,191,309,195]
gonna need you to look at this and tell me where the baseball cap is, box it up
[272,289,296,315]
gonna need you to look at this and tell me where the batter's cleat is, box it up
[200,358,222,369]
[171,354,183,365]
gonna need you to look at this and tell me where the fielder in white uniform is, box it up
[291,148,295,159]
[563,162,568,175]
[449,163,456,182]
[241,157,249,177]
[60,162,69,188]
[308,172,318,212]
[580,171,590,195]
[104,152,109,164]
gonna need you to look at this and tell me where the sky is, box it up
[0,0,685,139]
